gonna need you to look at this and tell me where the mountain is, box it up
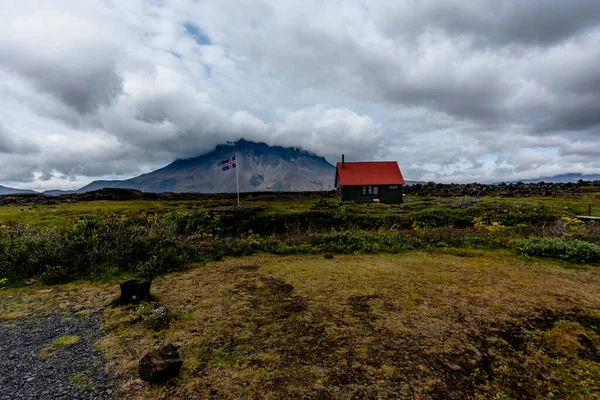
[499,173,600,184]
[79,140,336,193]
[0,185,37,195]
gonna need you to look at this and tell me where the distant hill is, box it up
[79,140,336,193]
[498,173,600,184]
[0,185,37,195]
[43,189,77,196]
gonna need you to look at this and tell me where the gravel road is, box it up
[0,310,116,400]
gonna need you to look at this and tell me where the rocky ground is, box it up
[0,310,117,400]
[404,180,600,197]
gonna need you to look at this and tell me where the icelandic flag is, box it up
[221,155,236,171]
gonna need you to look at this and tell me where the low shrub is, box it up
[516,237,600,264]
[0,215,199,284]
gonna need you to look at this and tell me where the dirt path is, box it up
[0,309,117,400]
[0,284,120,400]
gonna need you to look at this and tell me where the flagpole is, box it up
[235,152,240,207]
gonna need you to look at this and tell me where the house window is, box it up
[362,186,366,195]
[368,186,372,195]
[389,185,398,190]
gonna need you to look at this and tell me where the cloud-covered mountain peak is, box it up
[79,140,335,193]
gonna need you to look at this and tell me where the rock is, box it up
[139,344,183,383]
[119,279,152,303]
[324,253,334,259]
[150,303,170,331]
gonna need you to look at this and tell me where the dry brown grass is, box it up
[90,250,600,399]
[2,251,599,398]
[0,282,117,322]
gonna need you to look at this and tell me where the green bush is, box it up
[0,215,199,284]
[40,265,76,284]
[516,237,600,264]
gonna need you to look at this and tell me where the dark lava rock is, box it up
[119,279,152,303]
[0,189,336,207]
[151,303,170,331]
[402,180,600,198]
[139,344,183,383]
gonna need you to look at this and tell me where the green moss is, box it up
[52,335,80,348]
[210,347,244,366]
[69,371,95,391]
[39,335,80,357]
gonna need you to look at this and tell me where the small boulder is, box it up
[151,303,170,331]
[324,253,334,259]
[139,344,183,383]
[119,279,152,303]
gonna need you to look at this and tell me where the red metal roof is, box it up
[336,161,405,186]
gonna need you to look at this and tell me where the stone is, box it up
[119,279,152,303]
[324,253,334,259]
[150,303,170,331]
[139,344,183,383]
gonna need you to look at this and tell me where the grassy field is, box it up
[2,193,600,285]
[1,195,599,227]
[2,251,599,398]
[1,193,600,397]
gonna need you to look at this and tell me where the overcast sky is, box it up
[1,0,600,190]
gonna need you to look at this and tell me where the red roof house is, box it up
[335,157,405,203]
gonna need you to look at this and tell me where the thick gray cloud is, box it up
[0,10,123,115]
[219,1,600,133]
[0,121,39,154]
[375,0,600,47]
[0,0,599,190]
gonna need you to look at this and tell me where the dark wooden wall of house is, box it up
[340,186,403,204]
